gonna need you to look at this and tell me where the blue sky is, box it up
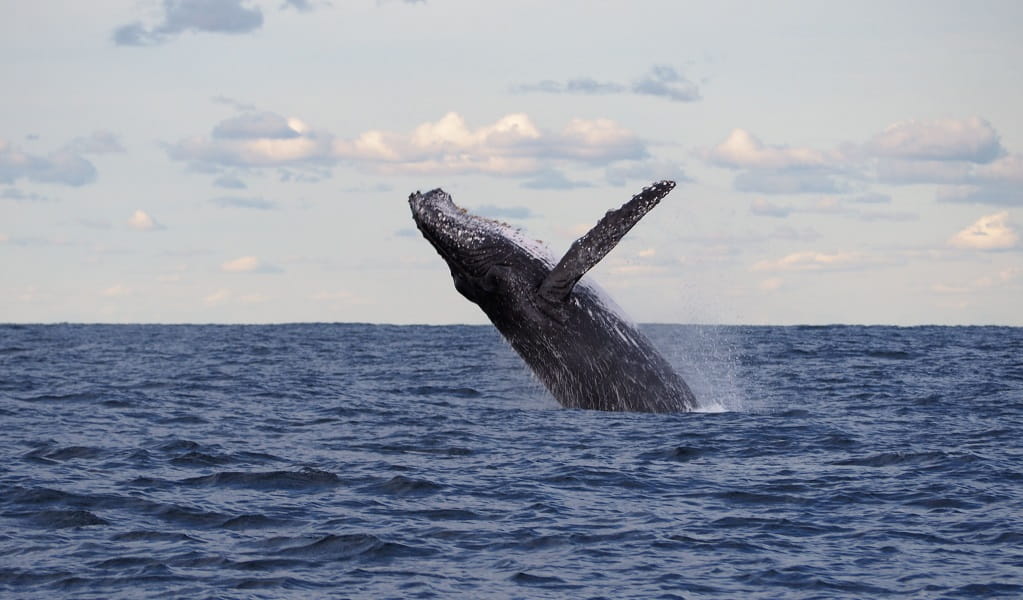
[2,0,1021,325]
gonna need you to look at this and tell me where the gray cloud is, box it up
[213,112,301,139]
[605,159,691,187]
[937,184,1023,206]
[520,169,593,190]
[749,196,918,222]
[65,131,125,154]
[0,140,98,186]
[213,174,247,189]
[113,0,264,46]
[211,195,278,209]
[1,187,53,202]
[165,111,335,170]
[734,170,848,195]
[211,95,257,111]
[512,65,700,103]
[281,0,332,10]
[750,198,792,217]
[848,192,891,204]
[867,117,1004,163]
[631,65,701,102]
[513,78,626,96]
[875,159,974,185]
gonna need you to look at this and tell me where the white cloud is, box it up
[867,117,1003,163]
[759,277,784,292]
[702,129,833,170]
[102,284,132,297]
[128,209,161,231]
[334,111,647,176]
[948,212,1018,250]
[752,251,878,272]
[204,288,231,306]
[168,110,649,181]
[167,112,335,169]
[0,233,8,243]
[221,255,281,273]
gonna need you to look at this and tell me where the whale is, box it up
[408,180,696,412]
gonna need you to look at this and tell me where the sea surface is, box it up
[1,323,1022,599]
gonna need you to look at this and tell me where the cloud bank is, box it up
[168,110,650,187]
[702,116,1023,206]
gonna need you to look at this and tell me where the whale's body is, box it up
[409,181,696,412]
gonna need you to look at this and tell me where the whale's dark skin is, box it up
[408,181,696,412]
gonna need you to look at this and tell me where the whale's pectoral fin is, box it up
[538,180,676,302]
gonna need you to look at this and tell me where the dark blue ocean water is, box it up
[1,323,1022,599]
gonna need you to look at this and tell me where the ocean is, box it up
[1,323,1021,599]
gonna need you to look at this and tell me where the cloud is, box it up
[848,192,891,204]
[513,78,626,95]
[520,169,592,190]
[932,267,1021,297]
[631,65,701,102]
[281,0,328,11]
[512,65,699,103]
[173,110,651,182]
[204,288,231,306]
[1,187,52,202]
[934,155,1023,206]
[113,0,264,46]
[221,255,282,273]
[702,117,1022,209]
[102,284,132,297]
[702,129,834,170]
[65,131,126,154]
[734,170,847,194]
[604,159,690,187]
[749,196,916,222]
[948,212,1018,250]
[128,209,163,231]
[0,139,98,186]
[866,117,1004,163]
[210,195,278,209]
[166,111,334,170]
[874,159,973,184]
[750,198,792,217]
[213,112,304,139]
[751,251,881,272]
[334,111,647,176]
[213,174,247,189]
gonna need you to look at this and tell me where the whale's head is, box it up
[409,188,552,308]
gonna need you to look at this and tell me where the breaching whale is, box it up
[408,181,696,413]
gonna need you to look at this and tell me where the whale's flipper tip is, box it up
[538,180,677,303]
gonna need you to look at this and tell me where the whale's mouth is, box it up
[409,189,501,278]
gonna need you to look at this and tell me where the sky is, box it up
[2,0,1022,325]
